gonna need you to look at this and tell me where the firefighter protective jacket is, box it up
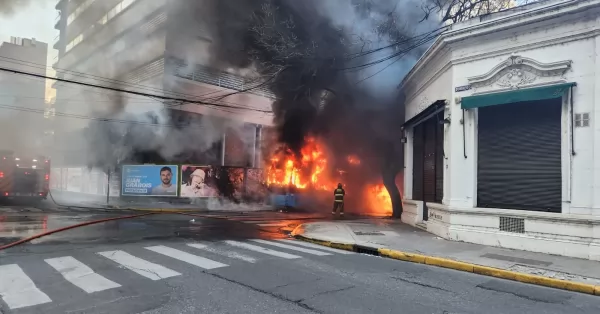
[334,188,345,203]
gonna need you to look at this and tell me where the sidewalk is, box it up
[292,219,600,294]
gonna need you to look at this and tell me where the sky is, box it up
[1,0,58,101]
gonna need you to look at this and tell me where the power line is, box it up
[0,94,159,104]
[344,25,449,61]
[0,66,273,114]
[3,76,270,117]
[0,103,204,128]
[0,56,204,100]
[337,28,444,72]
[353,31,441,84]
[0,55,276,103]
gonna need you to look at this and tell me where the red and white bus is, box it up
[0,150,50,201]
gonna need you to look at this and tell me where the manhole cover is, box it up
[354,231,385,236]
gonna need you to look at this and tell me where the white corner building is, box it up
[401,0,600,260]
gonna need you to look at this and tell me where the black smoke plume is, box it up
[196,0,438,216]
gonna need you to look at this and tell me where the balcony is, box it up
[164,57,274,125]
[167,57,275,99]
[53,34,62,50]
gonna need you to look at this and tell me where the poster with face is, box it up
[121,165,178,196]
[180,165,219,198]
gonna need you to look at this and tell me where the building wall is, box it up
[0,38,49,155]
[448,10,599,214]
[52,0,274,170]
[401,0,600,260]
[403,65,453,203]
[224,124,255,167]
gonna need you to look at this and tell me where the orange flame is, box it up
[266,137,331,190]
[265,137,400,217]
[363,184,393,216]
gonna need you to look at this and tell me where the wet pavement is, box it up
[0,210,325,249]
[1,209,600,313]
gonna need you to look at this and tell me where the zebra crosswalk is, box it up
[0,239,351,310]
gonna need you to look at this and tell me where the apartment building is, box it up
[0,37,50,156]
[53,0,274,167]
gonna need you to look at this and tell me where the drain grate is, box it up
[354,245,379,256]
[354,231,385,236]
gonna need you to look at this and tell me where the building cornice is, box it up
[401,0,600,90]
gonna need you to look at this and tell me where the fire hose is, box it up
[0,212,156,251]
[0,210,285,251]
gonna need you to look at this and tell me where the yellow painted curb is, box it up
[295,236,354,252]
[425,256,474,273]
[296,236,600,296]
[379,248,427,263]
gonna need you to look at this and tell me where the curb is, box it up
[294,235,600,296]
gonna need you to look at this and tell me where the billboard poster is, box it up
[121,165,178,196]
[180,165,219,198]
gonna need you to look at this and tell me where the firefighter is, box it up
[332,183,345,216]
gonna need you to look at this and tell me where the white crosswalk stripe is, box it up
[98,250,181,280]
[187,243,258,263]
[0,239,346,310]
[45,256,121,293]
[146,245,228,269]
[277,239,355,254]
[223,240,302,259]
[251,239,332,256]
[0,264,52,309]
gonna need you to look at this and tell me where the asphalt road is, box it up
[1,211,600,314]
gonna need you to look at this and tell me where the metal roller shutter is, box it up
[423,119,437,203]
[412,123,424,201]
[477,98,562,212]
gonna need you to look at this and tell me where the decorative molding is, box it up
[401,0,599,91]
[403,28,598,106]
[404,28,598,104]
[467,55,572,92]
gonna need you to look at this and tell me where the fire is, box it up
[265,136,400,217]
[364,184,393,216]
[363,173,404,217]
[266,137,332,190]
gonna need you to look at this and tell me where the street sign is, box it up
[455,85,472,92]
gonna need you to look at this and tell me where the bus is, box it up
[0,149,50,201]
